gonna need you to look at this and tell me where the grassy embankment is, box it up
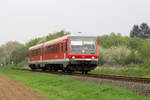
[0,67,150,100]
[91,66,150,78]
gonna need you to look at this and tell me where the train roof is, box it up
[44,35,69,46]
[29,35,97,50]
[29,43,44,50]
[44,35,96,46]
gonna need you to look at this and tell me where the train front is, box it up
[67,36,98,73]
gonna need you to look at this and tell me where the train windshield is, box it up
[70,37,96,54]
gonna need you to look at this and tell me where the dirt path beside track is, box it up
[0,75,46,100]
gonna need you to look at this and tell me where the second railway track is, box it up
[13,68,150,84]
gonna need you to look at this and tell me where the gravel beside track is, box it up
[14,68,150,96]
[61,75,150,96]
[0,75,46,100]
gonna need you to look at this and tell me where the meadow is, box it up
[0,67,150,100]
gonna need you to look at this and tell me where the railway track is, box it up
[13,68,150,84]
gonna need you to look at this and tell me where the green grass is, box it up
[91,66,150,78]
[0,67,149,100]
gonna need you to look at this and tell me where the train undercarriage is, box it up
[29,60,97,74]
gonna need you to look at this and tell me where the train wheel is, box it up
[53,67,58,72]
[82,70,84,74]
[62,68,66,73]
[82,70,88,74]
[31,67,36,71]
[85,71,88,74]
[42,67,46,71]
[66,68,72,74]
[48,67,52,72]
[30,65,36,71]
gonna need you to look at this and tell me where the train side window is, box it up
[56,44,59,53]
[44,47,47,54]
[29,51,31,57]
[64,40,67,53]
[32,50,35,56]
[61,43,63,52]
[38,48,41,56]
[48,46,51,54]
[51,45,54,54]
[45,45,51,54]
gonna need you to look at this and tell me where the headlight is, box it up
[72,56,75,59]
[92,56,95,59]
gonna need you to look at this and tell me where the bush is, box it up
[16,60,28,67]
[120,51,143,65]
[138,40,150,59]
[98,34,145,50]
[98,47,105,65]
[143,59,150,68]
[98,46,131,66]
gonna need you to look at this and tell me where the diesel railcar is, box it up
[28,35,98,74]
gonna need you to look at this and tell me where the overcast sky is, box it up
[0,0,150,45]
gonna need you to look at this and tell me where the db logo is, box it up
[82,56,85,58]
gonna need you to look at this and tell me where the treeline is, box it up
[0,22,150,67]
[0,30,70,67]
[98,33,150,67]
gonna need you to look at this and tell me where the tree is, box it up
[2,41,22,57]
[10,46,28,64]
[130,25,141,38]
[140,23,149,31]
[140,23,150,38]
[130,22,150,38]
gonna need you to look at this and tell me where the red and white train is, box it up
[28,35,98,74]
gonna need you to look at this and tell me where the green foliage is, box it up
[44,30,70,42]
[10,45,28,65]
[26,38,42,48]
[138,40,150,60]
[120,51,143,65]
[16,60,28,67]
[98,34,145,50]
[98,47,105,65]
[0,68,149,100]
[128,38,145,50]
[0,41,23,66]
[98,34,128,48]
[0,47,4,57]
[99,46,131,66]
[143,59,150,68]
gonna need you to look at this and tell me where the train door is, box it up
[61,42,64,59]
[64,40,67,59]
[40,47,43,67]
[61,40,67,60]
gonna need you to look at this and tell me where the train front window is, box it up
[70,40,83,49]
[70,37,96,54]
[70,38,95,49]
